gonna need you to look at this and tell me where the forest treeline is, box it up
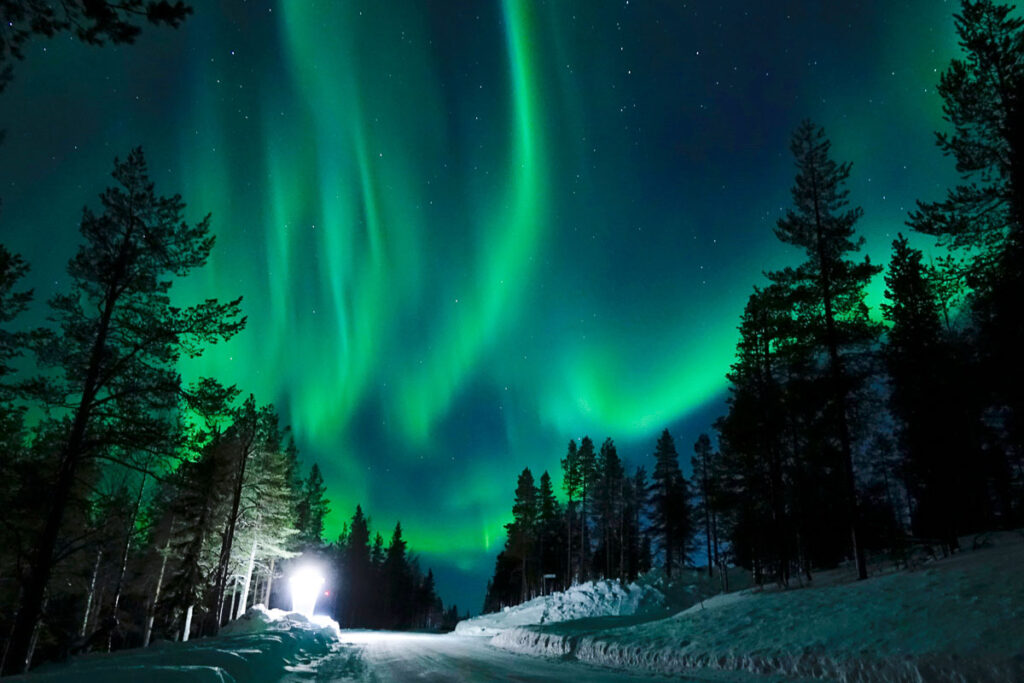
[484,0,1024,610]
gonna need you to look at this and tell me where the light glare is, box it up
[289,566,325,618]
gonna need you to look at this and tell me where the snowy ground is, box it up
[486,531,1024,682]
[11,606,347,682]
[13,611,785,682]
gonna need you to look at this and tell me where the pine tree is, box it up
[560,439,579,585]
[5,150,245,673]
[340,505,372,626]
[383,522,412,628]
[882,235,986,548]
[536,471,563,591]
[769,121,882,580]
[575,436,597,580]
[649,429,690,578]
[296,464,330,548]
[625,466,648,580]
[506,468,538,602]
[692,433,717,577]
[594,438,625,579]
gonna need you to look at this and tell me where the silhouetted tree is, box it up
[574,436,597,580]
[649,429,691,578]
[296,464,330,548]
[769,121,882,580]
[593,438,625,579]
[560,439,580,585]
[882,235,988,548]
[0,1,192,92]
[692,433,720,577]
[506,468,538,601]
[5,149,244,673]
[536,471,563,591]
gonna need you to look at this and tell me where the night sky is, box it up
[0,0,964,613]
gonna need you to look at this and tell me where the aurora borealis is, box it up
[0,1,966,611]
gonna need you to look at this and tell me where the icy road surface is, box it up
[305,631,776,683]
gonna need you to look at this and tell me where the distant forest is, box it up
[0,4,457,675]
[484,1,1024,611]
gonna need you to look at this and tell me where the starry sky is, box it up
[0,0,965,613]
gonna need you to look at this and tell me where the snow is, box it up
[491,531,1024,682]
[453,578,668,636]
[14,605,346,683]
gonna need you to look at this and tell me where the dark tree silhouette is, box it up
[296,463,330,548]
[5,149,244,673]
[0,1,192,92]
[649,429,690,578]
[506,468,538,601]
[769,121,881,580]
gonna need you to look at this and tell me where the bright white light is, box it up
[289,566,325,618]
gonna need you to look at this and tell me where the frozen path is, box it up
[308,631,771,682]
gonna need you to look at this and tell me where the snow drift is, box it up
[492,532,1024,682]
[454,579,667,636]
[14,605,343,683]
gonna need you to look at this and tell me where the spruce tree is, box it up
[506,468,538,602]
[575,436,597,580]
[296,464,330,548]
[536,471,562,590]
[341,505,372,626]
[6,150,244,673]
[383,522,412,628]
[882,235,986,548]
[650,429,690,578]
[560,439,579,585]
[692,433,717,577]
[769,121,881,580]
[594,438,625,579]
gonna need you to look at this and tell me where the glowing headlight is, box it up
[289,566,325,618]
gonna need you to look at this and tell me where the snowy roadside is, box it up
[454,578,670,636]
[9,606,353,683]
[487,532,1024,682]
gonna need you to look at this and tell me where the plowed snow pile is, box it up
[492,532,1024,682]
[14,606,346,683]
[454,579,667,636]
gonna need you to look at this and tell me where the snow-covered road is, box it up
[307,631,730,682]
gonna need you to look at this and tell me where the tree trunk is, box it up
[81,548,103,638]
[182,604,194,642]
[230,576,241,621]
[144,533,171,648]
[237,535,258,619]
[566,499,573,587]
[263,558,275,607]
[811,170,867,581]
[702,455,713,578]
[108,474,147,651]
[212,418,256,632]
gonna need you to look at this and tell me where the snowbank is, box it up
[493,532,1024,682]
[454,579,666,636]
[15,605,345,683]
